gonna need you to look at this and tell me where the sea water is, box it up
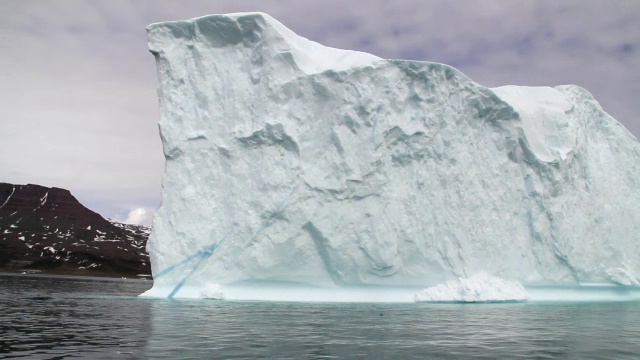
[1,274,639,359]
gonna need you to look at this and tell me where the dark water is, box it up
[1,274,639,359]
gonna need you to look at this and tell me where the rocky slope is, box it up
[0,182,150,277]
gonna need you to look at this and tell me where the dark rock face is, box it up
[0,182,150,277]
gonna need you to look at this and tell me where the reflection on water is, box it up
[1,274,640,359]
[0,274,152,358]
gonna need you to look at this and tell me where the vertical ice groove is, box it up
[302,222,343,285]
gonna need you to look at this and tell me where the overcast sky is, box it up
[1,0,638,225]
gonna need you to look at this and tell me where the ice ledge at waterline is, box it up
[142,12,640,300]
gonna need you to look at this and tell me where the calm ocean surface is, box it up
[1,274,639,359]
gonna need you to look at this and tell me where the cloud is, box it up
[123,207,154,226]
[1,0,638,219]
[0,0,165,214]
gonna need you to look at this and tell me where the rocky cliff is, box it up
[0,182,150,277]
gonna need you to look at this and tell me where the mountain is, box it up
[0,182,150,277]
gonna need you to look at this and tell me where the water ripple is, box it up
[1,275,640,359]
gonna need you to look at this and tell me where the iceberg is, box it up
[142,12,640,301]
[414,273,529,303]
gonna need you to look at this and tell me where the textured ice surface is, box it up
[414,272,529,303]
[199,283,225,300]
[142,12,640,300]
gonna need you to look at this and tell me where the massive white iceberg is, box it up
[142,12,640,300]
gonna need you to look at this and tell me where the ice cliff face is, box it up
[144,12,640,298]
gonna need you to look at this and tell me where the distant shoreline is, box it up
[0,268,152,281]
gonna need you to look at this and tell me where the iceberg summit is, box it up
[142,12,640,302]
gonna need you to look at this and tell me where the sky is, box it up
[1,0,638,225]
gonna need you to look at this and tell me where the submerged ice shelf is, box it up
[142,12,640,302]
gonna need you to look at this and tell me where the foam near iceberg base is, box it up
[415,273,529,303]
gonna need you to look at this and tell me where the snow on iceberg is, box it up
[199,283,225,300]
[143,12,640,300]
[415,273,529,303]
